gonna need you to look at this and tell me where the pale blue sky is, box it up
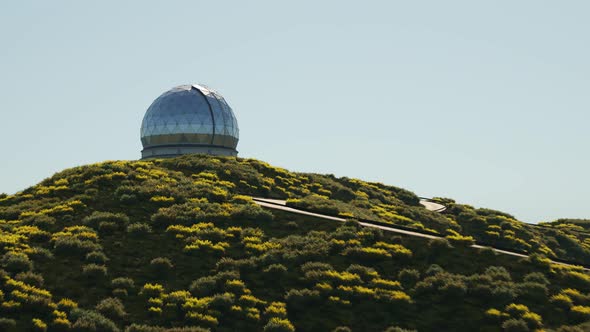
[1,1,588,223]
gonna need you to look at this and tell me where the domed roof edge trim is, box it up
[190,84,216,145]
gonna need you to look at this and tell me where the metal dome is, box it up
[140,84,239,159]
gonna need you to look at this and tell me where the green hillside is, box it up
[1,155,590,331]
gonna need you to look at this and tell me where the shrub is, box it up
[70,308,119,332]
[571,305,590,320]
[332,328,352,332]
[488,283,518,303]
[501,318,530,332]
[305,269,362,284]
[550,293,574,309]
[505,303,530,316]
[111,277,135,291]
[28,215,56,229]
[82,264,108,280]
[346,265,379,281]
[184,239,229,254]
[517,282,548,302]
[521,311,543,329]
[239,294,266,307]
[527,254,552,270]
[112,288,128,298]
[425,264,444,276]
[231,195,253,204]
[124,325,164,332]
[285,288,321,310]
[150,257,173,276]
[0,318,16,331]
[86,251,109,264]
[54,237,100,256]
[126,223,152,236]
[564,271,590,292]
[384,327,416,332]
[264,302,287,318]
[84,188,99,196]
[96,297,127,320]
[147,307,162,317]
[429,238,452,250]
[26,229,51,242]
[83,211,129,228]
[216,257,250,271]
[485,266,512,281]
[562,288,589,303]
[165,290,191,307]
[216,269,241,282]
[28,247,54,260]
[119,194,137,205]
[523,272,549,285]
[210,293,234,310]
[190,276,217,296]
[147,298,162,308]
[445,232,475,246]
[285,221,298,229]
[370,278,402,290]
[57,298,78,312]
[485,308,503,320]
[415,272,467,299]
[1,251,33,273]
[264,264,288,275]
[373,242,412,258]
[399,269,420,288]
[124,325,208,332]
[15,271,44,287]
[263,317,295,332]
[51,317,72,330]
[287,195,340,215]
[150,204,191,227]
[225,279,248,294]
[301,262,333,273]
[150,196,176,204]
[554,327,587,332]
[140,283,164,298]
[233,204,274,221]
[32,318,47,332]
[99,222,119,234]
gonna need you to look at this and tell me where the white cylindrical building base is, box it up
[141,145,237,159]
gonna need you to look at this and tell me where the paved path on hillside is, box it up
[251,197,584,269]
[253,197,447,212]
[418,198,447,212]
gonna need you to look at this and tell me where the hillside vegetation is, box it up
[1,155,590,331]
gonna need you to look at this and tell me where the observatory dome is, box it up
[140,84,239,159]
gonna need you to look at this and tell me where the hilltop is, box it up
[1,155,590,331]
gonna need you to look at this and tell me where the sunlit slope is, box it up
[0,155,590,331]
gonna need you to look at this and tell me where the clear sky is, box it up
[0,1,588,223]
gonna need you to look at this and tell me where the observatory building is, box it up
[140,84,239,159]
